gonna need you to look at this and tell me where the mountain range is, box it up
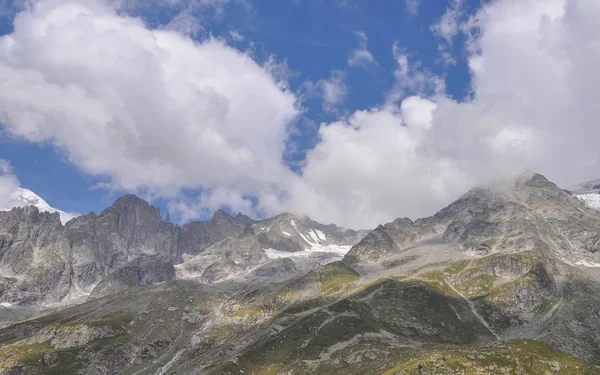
[0,172,599,374]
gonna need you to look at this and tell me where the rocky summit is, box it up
[1,172,600,374]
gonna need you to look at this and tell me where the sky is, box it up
[0,0,598,229]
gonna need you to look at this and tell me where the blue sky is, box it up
[0,0,598,228]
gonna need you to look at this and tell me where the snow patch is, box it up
[281,231,291,236]
[299,232,316,246]
[263,248,304,259]
[575,194,600,210]
[0,302,12,308]
[308,229,321,244]
[290,220,297,227]
[315,229,326,241]
[576,260,600,268]
[263,244,351,264]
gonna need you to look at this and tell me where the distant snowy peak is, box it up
[568,178,600,194]
[567,178,600,211]
[250,213,364,249]
[1,188,79,224]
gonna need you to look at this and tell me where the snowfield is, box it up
[263,244,352,264]
[575,194,600,210]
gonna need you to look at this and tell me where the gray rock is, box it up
[0,195,253,305]
[176,234,268,283]
[89,254,175,298]
[344,172,600,265]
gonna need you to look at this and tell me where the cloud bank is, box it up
[0,0,300,217]
[0,0,599,229]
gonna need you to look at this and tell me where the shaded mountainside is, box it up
[88,254,175,299]
[1,172,600,374]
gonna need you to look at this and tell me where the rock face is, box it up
[342,217,440,264]
[247,258,299,280]
[89,254,175,298]
[65,195,179,297]
[176,234,269,283]
[0,196,252,305]
[177,209,253,260]
[0,206,71,305]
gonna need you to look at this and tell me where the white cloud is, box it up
[287,0,600,228]
[386,42,446,106]
[431,0,464,44]
[348,31,376,68]
[0,0,299,220]
[0,160,20,210]
[290,98,454,228]
[304,69,347,113]
[404,0,419,16]
[430,0,465,64]
[164,8,204,36]
[229,29,243,41]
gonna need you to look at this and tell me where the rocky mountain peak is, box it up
[211,208,234,225]
[235,212,254,224]
[513,171,566,197]
[0,204,63,228]
[103,194,156,214]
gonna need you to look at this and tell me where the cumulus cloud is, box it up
[290,97,455,227]
[1,0,600,229]
[348,31,376,68]
[289,0,600,228]
[0,0,299,219]
[303,69,347,113]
